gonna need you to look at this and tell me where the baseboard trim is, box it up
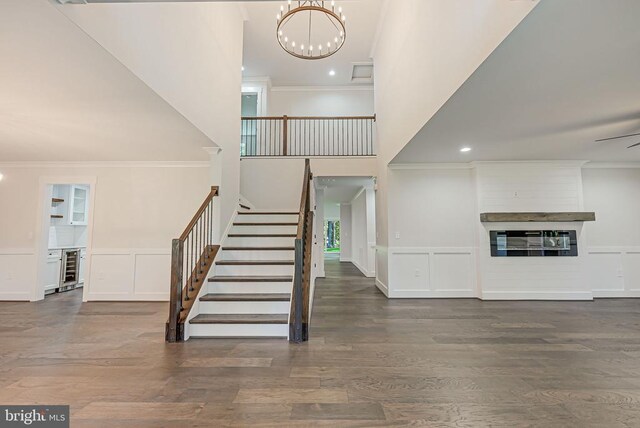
[593,290,640,298]
[352,259,375,278]
[375,278,389,297]
[481,291,593,301]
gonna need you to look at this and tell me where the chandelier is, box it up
[276,1,347,60]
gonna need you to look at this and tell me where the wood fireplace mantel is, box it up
[479,212,596,223]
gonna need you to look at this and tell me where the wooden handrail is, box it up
[179,186,219,241]
[290,159,313,343]
[242,115,376,121]
[166,186,220,343]
[296,160,311,240]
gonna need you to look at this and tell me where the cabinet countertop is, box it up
[48,246,87,250]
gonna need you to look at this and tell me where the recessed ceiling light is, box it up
[0,173,3,182]
[460,147,472,153]
[241,66,245,71]
[329,70,336,76]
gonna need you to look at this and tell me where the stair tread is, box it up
[190,314,288,324]
[200,293,290,302]
[209,276,293,282]
[216,260,294,265]
[237,212,298,215]
[222,247,295,251]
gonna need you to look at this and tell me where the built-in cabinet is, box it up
[44,249,62,294]
[69,185,89,225]
[79,249,86,284]
[50,184,89,225]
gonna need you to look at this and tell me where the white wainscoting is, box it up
[87,248,170,301]
[388,247,477,298]
[588,247,640,298]
[0,250,36,300]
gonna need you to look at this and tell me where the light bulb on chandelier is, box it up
[276,1,347,60]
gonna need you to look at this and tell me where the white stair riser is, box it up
[199,301,290,314]
[189,323,288,338]
[231,225,297,234]
[235,215,299,223]
[208,282,292,294]
[225,237,296,247]
[220,250,294,261]
[214,264,294,276]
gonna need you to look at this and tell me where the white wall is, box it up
[474,162,590,300]
[386,167,477,298]
[240,158,377,210]
[268,88,374,116]
[383,162,624,300]
[339,204,352,262]
[350,188,376,278]
[324,203,340,221]
[583,167,640,297]
[373,0,537,290]
[58,2,244,250]
[0,163,210,301]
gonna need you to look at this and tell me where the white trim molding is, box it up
[271,85,374,92]
[0,161,209,168]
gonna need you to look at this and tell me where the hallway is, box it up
[0,258,640,425]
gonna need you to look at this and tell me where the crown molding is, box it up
[242,76,272,89]
[0,161,209,168]
[271,85,374,92]
[389,163,473,170]
[583,161,640,169]
[349,187,367,204]
[470,160,589,168]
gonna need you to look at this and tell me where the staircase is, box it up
[187,211,299,338]
[167,159,313,343]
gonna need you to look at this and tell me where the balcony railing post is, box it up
[283,115,288,156]
[166,238,184,343]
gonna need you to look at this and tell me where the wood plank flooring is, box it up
[1,254,640,426]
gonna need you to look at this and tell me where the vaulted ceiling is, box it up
[393,0,640,164]
[0,0,213,161]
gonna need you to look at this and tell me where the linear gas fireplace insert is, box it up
[490,230,578,257]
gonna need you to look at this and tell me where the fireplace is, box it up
[490,230,578,257]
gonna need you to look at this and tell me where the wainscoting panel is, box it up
[0,251,36,300]
[388,248,476,298]
[133,253,171,300]
[588,247,640,297]
[87,249,170,301]
[431,252,476,297]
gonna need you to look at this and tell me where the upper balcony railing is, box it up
[241,115,376,157]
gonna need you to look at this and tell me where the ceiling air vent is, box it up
[351,63,374,84]
[57,0,88,4]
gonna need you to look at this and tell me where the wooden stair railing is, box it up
[290,159,314,343]
[241,115,376,157]
[166,186,220,343]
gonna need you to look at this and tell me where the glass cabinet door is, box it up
[69,185,88,225]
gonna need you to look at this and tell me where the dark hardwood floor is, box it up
[1,255,640,426]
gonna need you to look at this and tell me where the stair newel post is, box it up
[166,238,184,343]
[291,237,304,343]
[283,115,289,156]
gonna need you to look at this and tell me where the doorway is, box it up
[35,178,96,302]
[314,176,377,279]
